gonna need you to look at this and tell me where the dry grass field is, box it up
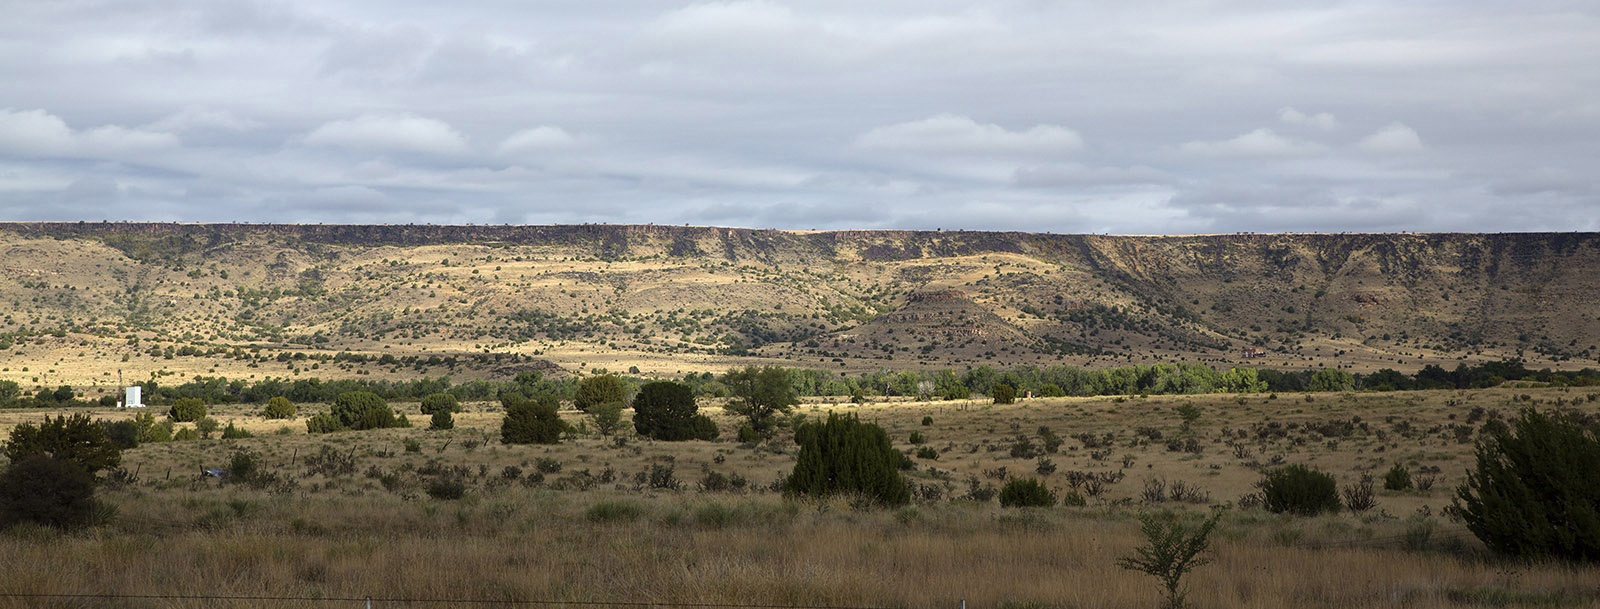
[2,385,1597,608]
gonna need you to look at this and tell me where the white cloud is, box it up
[0,108,178,158]
[856,114,1083,157]
[145,107,261,133]
[497,126,576,155]
[1358,122,1424,153]
[303,114,468,155]
[1278,107,1338,131]
[1179,128,1325,158]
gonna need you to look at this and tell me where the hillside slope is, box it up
[2,223,1596,390]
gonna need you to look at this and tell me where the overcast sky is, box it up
[2,1,1597,233]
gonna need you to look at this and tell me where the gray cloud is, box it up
[0,1,1596,232]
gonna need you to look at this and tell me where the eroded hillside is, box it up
[1,223,1596,390]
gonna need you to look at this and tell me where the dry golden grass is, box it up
[4,386,1599,607]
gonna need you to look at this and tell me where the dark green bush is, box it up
[999,477,1056,507]
[633,381,703,441]
[309,391,406,433]
[736,424,761,444]
[783,413,909,506]
[101,419,140,450]
[262,396,296,419]
[501,394,564,444]
[420,393,460,416]
[4,413,122,475]
[909,431,926,445]
[993,384,1017,405]
[916,446,939,460]
[1455,408,1600,561]
[169,397,207,422]
[430,410,454,430]
[690,414,720,441]
[221,421,252,439]
[1383,463,1412,491]
[425,477,466,500]
[1261,464,1342,516]
[0,455,97,530]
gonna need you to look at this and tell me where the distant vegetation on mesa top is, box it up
[1,222,1597,385]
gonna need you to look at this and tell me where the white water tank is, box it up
[124,386,143,408]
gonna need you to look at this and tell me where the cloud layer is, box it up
[0,1,1596,233]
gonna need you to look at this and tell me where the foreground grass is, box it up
[4,490,1598,609]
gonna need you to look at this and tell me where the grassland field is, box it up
[2,385,1598,608]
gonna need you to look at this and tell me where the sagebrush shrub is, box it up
[1260,464,1341,516]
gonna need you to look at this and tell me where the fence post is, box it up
[365,596,371,609]
[961,599,966,609]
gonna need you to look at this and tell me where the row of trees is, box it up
[17,357,1588,412]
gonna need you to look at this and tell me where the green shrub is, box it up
[586,499,644,523]
[169,397,207,422]
[305,413,341,434]
[420,393,459,416]
[909,431,926,445]
[0,455,97,530]
[1455,408,1600,561]
[633,381,704,440]
[921,415,934,426]
[783,413,909,506]
[1383,463,1412,491]
[227,449,261,484]
[172,427,199,442]
[221,421,253,439]
[262,396,296,419]
[999,478,1055,507]
[196,417,220,439]
[100,419,140,450]
[4,413,122,475]
[574,374,624,413]
[430,410,454,430]
[309,391,406,433]
[916,446,939,460]
[690,414,720,441]
[589,401,623,435]
[736,424,761,444]
[993,384,1017,405]
[500,394,563,444]
[425,478,466,500]
[1261,464,1341,516]
[1117,510,1221,609]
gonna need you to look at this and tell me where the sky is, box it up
[1,1,1597,233]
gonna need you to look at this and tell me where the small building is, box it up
[123,385,143,408]
[1241,347,1267,359]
